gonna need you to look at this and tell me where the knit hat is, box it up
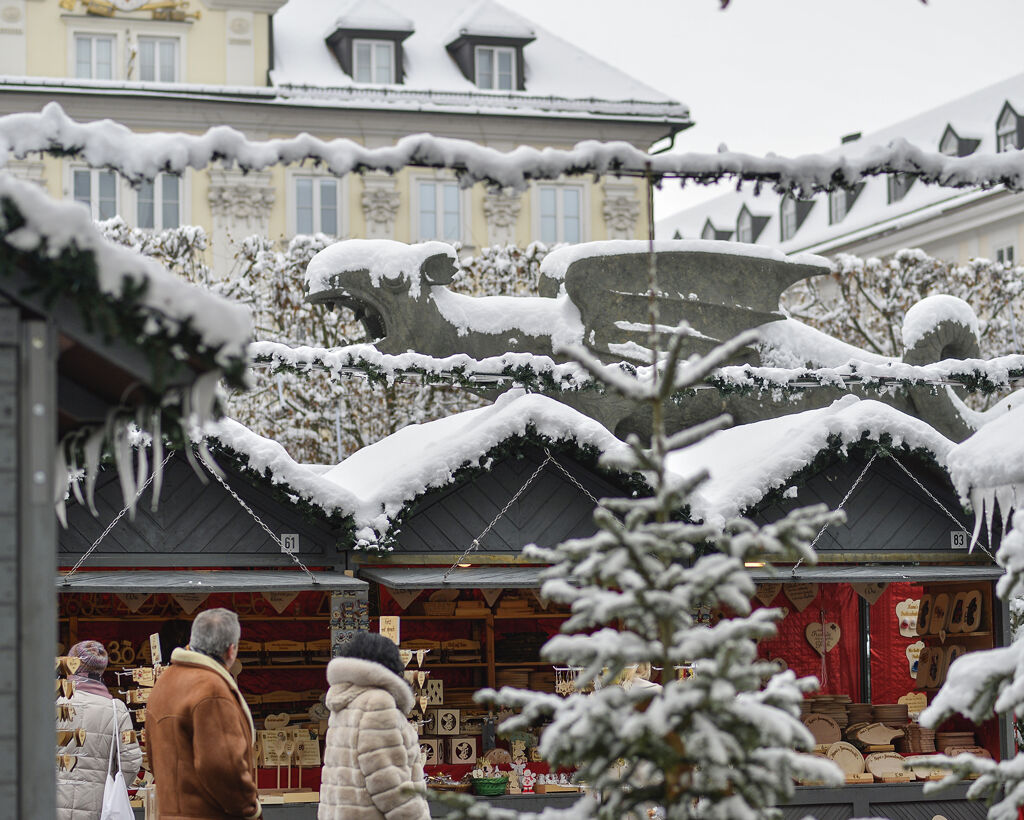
[69,640,108,680]
[333,632,404,678]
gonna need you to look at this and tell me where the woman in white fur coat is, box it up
[319,632,430,820]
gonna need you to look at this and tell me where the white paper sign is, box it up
[149,633,162,666]
[379,616,400,645]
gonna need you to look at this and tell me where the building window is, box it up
[998,108,1019,152]
[294,177,341,236]
[539,186,581,244]
[701,222,716,240]
[73,168,118,221]
[887,173,914,204]
[475,45,515,90]
[138,36,179,82]
[996,244,1015,266]
[137,173,180,230]
[780,197,798,240]
[829,190,847,224]
[75,34,114,80]
[353,39,395,84]
[736,210,752,243]
[417,181,461,242]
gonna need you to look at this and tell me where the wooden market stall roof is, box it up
[359,565,544,589]
[750,565,1003,583]
[56,569,367,592]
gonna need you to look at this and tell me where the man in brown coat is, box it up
[147,608,262,820]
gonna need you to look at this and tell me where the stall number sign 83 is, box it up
[951,531,968,550]
[281,533,299,554]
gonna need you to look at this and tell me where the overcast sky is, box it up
[511,0,1024,220]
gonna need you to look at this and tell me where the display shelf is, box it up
[494,661,555,667]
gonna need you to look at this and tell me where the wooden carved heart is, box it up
[805,622,841,655]
[755,583,782,607]
[851,582,887,606]
[64,656,81,676]
[785,583,819,612]
[264,712,291,730]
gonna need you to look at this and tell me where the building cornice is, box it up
[201,0,287,12]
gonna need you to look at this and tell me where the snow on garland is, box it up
[7,102,1024,194]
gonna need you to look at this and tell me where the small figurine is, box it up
[511,739,528,764]
[507,770,521,795]
[522,768,536,794]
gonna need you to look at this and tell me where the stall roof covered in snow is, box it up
[272,0,689,122]
[306,239,456,300]
[656,71,1024,253]
[0,172,251,375]
[318,389,631,546]
[667,395,956,530]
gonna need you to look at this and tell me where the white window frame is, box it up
[131,171,188,231]
[73,33,116,80]
[66,19,190,84]
[828,190,847,224]
[995,243,1016,266]
[736,210,753,244]
[137,35,180,83]
[535,183,585,244]
[474,45,515,90]
[412,175,468,244]
[780,197,798,240]
[352,38,395,84]
[287,172,347,237]
[939,130,959,157]
[67,22,125,81]
[69,166,120,221]
[998,108,1018,153]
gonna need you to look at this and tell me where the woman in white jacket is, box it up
[319,632,430,820]
[57,640,143,820]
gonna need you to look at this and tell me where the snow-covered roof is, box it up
[318,389,631,547]
[0,171,251,370]
[667,395,956,530]
[656,70,1024,254]
[272,0,688,122]
[332,0,413,33]
[306,239,455,300]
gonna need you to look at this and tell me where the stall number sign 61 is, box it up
[281,533,299,554]
[951,531,968,550]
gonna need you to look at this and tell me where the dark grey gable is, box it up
[59,451,342,567]
[391,445,623,554]
[752,448,991,558]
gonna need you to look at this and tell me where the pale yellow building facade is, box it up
[1,0,690,275]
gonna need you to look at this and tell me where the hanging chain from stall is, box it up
[62,452,175,584]
[791,451,879,576]
[878,446,997,560]
[200,458,319,584]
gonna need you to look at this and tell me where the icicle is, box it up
[53,446,69,529]
[83,428,105,517]
[112,419,138,520]
[150,411,163,513]
[996,485,1016,537]
[969,487,990,553]
[134,410,148,506]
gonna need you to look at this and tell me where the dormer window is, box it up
[828,190,846,224]
[779,195,814,240]
[446,2,535,91]
[735,204,769,244]
[997,103,1021,152]
[939,125,980,158]
[353,39,395,84]
[325,0,414,85]
[887,173,915,204]
[700,219,731,241]
[475,45,515,90]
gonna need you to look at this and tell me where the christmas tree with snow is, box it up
[447,276,845,819]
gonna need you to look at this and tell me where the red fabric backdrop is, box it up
[754,584,861,697]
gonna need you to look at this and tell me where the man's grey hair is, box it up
[190,608,241,659]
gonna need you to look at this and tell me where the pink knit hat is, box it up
[69,640,108,679]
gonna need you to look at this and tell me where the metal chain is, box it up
[793,451,879,575]
[544,448,600,504]
[442,453,554,580]
[879,446,997,560]
[63,452,174,584]
[200,456,319,584]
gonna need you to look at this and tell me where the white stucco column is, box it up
[207,168,274,278]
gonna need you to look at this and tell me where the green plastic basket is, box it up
[472,776,509,796]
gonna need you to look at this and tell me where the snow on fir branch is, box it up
[8,102,1024,194]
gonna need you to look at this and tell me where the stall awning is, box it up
[750,565,1004,584]
[359,566,544,589]
[56,570,367,592]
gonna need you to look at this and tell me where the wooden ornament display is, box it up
[785,584,819,612]
[947,592,968,634]
[802,714,841,745]
[928,593,950,635]
[854,724,903,746]
[906,641,924,679]
[264,712,291,730]
[916,594,933,635]
[805,622,841,655]
[865,751,908,779]
[895,599,920,638]
[826,741,864,774]
[962,589,983,632]
[897,692,928,720]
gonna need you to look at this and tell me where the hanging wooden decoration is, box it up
[905,640,924,679]
[895,599,920,637]
[399,650,413,668]
[172,593,208,614]
[928,593,951,636]
[388,588,424,611]
[755,583,782,607]
[784,583,818,612]
[530,589,551,611]
[805,621,841,655]
[117,593,150,613]
[851,582,887,606]
[481,588,502,608]
[262,591,299,614]
[897,691,928,720]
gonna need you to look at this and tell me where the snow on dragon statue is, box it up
[305,239,979,442]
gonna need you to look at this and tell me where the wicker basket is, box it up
[472,776,509,796]
[423,602,456,616]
